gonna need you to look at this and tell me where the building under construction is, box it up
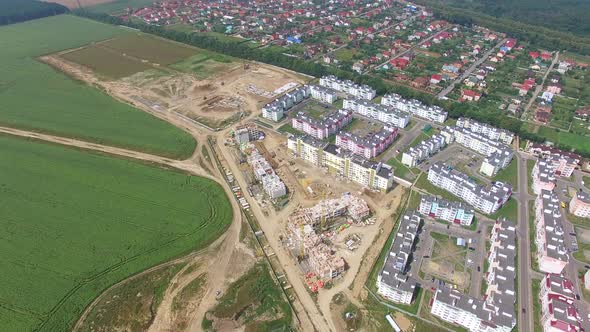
[233,123,265,144]
[286,193,370,280]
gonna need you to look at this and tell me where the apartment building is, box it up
[431,218,516,332]
[309,84,339,104]
[377,212,421,304]
[381,93,448,123]
[535,190,569,274]
[480,148,514,177]
[541,295,583,332]
[335,126,398,159]
[530,144,581,178]
[427,162,513,214]
[287,136,394,191]
[291,109,353,140]
[532,159,557,194]
[419,195,475,226]
[456,117,514,145]
[343,98,410,128]
[569,191,590,218]
[247,149,286,199]
[444,127,514,176]
[262,85,310,121]
[540,274,576,309]
[319,75,376,100]
[401,134,448,168]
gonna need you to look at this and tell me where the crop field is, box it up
[0,15,196,158]
[0,135,232,331]
[61,44,153,79]
[170,52,235,79]
[87,0,156,14]
[100,33,198,65]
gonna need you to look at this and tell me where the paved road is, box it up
[367,26,451,74]
[437,38,507,99]
[516,151,535,332]
[378,118,426,163]
[522,51,560,121]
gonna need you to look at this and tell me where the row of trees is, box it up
[73,11,590,157]
[0,0,68,26]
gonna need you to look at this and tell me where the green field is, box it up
[86,0,156,14]
[0,15,196,158]
[61,45,153,79]
[171,53,235,79]
[0,135,232,331]
[101,33,198,65]
[537,126,590,155]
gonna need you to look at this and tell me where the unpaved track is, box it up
[8,123,249,332]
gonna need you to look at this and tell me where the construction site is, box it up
[285,193,370,289]
[43,39,309,130]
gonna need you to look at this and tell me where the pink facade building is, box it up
[335,126,398,159]
[569,191,590,218]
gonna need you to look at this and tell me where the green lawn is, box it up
[414,172,458,201]
[277,123,300,135]
[584,176,590,190]
[527,159,535,195]
[532,282,543,332]
[489,198,518,221]
[493,160,518,192]
[386,157,415,181]
[0,135,232,331]
[0,15,196,159]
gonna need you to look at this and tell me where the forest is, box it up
[420,0,590,37]
[414,0,590,55]
[0,0,68,25]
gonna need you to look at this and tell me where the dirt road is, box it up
[9,123,250,332]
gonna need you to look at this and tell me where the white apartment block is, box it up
[343,98,410,128]
[309,84,339,104]
[287,136,395,192]
[381,93,448,123]
[262,106,283,122]
[532,159,557,194]
[377,212,421,304]
[445,127,514,175]
[535,190,569,274]
[319,75,376,100]
[401,134,448,168]
[569,191,590,218]
[419,195,475,226]
[335,126,398,159]
[428,162,513,214]
[456,117,514,145]
[291,109,353,140]
[431,218,516,332]
[261,85,310,122]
